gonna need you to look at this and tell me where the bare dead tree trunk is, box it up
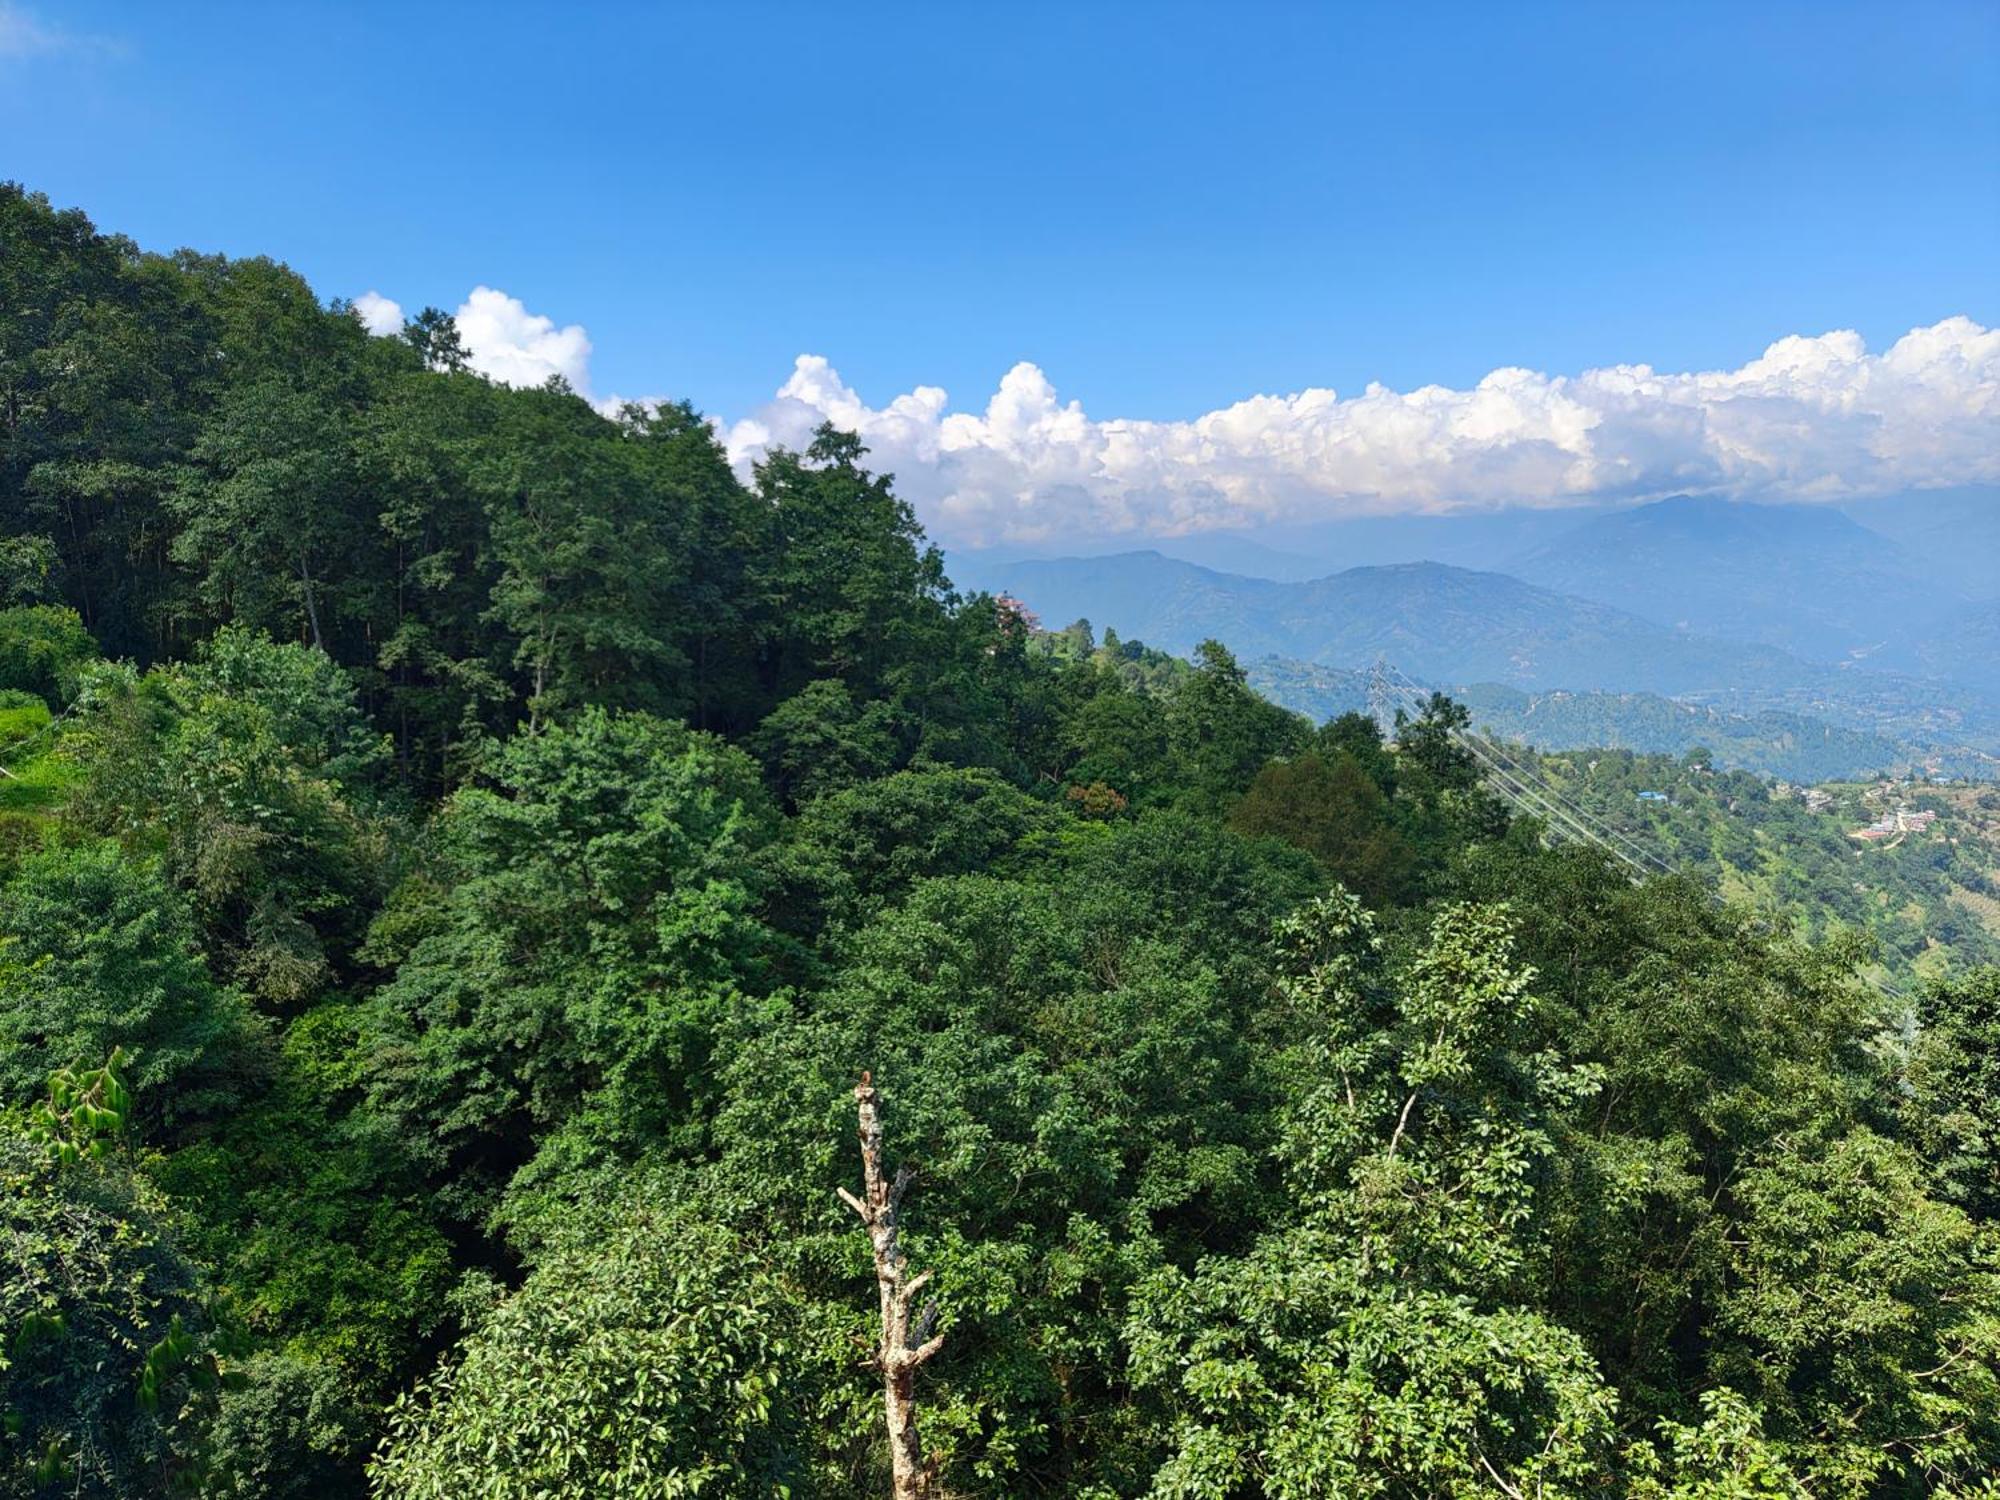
[838,1072,943,1500]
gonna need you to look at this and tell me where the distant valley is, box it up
[951,491,2000,782]
[1240,662,1958,783]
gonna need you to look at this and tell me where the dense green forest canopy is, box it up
[3,183,1998,1497]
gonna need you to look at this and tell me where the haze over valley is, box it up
[952,490,2000,781]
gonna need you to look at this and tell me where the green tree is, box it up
[615,399,767,734]
[1315,709,1397,794]
[0,603,97,704]
[350,359,506,783]
[365,708,779,1212]
[371,1196,808,1499]
[477,386,689,728]
[750,425,950,705]
[1710,1128,2000,1492]
[1061,680,1175,807]
[171,376,363,653]
[0,537,56,604]
[1904,967,2000,1219]
[2,186,217,661]
[397,308,467,375]
[0,1061,230,1498]
[0,841,249,1130]
[1166,640,1306,815]
[202,1354,370,1500]
[1386,692,1510,867]
[707,872,1279,1493]
[1127,896,1619,1495]
[63,630,392,1008]
[772,766,1060,935]
[750,678,900,808]
[151,1001,454,1397]
[1625,1390,1807,1499]
[1129,1242,1622,1498]
[1228,750,1416,907]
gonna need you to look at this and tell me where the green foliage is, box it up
[1317,709,1398,792]
[372,1198,807,1499]
[201,1354,369,1500]
[1904,968,2000,1218]
[476,384,691,727]
[0,536,58,606]
[170,373,361,653]
[150,1002,454,1392]
[0,841,249,1128]
[1275,899,1600,1288]
[1129,1239,1622,1497]
[1711,1128,2000,1493]
[1061,681,1176,807]
[751,677,900,807]
[28,1048,133,1166]
[0,1079,227,1497]
[365,707,778,1211]
[1229,750,1416,907]
[1128,898,1619,1495]
[1625,1390,1808,1499]
[0,604,97,705]
[751,424,951,705]
[1167,640,1307,814]
[774,765,1062,933]
[704,871,1275,1491]
[63,629,393,1007]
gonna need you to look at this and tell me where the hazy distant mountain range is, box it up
[1506,495,1961,663]
[1238,661,1947,783]
[1841,489,2000,603]
[948,490,2000,780]
[962,549,1826,695]
[1874,599,2000,699]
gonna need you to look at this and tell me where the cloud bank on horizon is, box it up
[354,286,1999,545]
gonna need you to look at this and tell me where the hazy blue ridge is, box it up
[1508,494,1965,663]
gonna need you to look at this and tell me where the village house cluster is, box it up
[1850,806,1939,843]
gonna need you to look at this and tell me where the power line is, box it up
[1374,663,1911,1004]
[1389,669,1678,879]
[1377,667,1670,877]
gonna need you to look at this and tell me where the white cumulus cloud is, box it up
[452,286,592,392]
[350,286,1998,542]
[352,290,404,337]
[352,284,595,396]
[723,318,2000,545]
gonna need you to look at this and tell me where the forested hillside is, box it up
[1487,745,2000,990]
[4,184,1999,1498]
[1245,660,1935,783]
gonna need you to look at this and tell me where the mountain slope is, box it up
[1875,599,2000,698]
[962,548,2000,760]
[1241,660,1917,781]
[1509,495,1962,662]
[960,550,1822,696]
[1842,488,2000,603]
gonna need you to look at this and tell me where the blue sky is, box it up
[6,1,1997,540]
